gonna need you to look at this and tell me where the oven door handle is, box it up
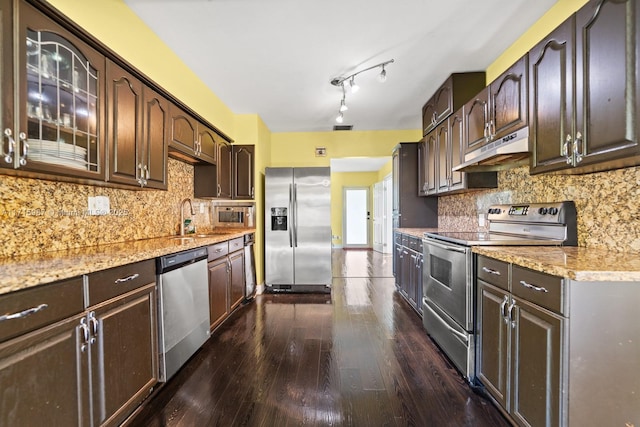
[423,237,468,254]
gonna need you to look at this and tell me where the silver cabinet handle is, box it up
[215,248,223,253]
[114,273,139,284]
[574,131,583,164]
[519,280,548,293]
[500,295,509,322]
[0,303,48,322]
[250,186,254,199]
[3,128,15,164]
[88,312,98,345]
[482,266,501,275]
[563,134,572,164]
[217,184,221,197]
[137,163,145,187]
[18,132,27,166]
[79,317,90,352]
[508,302,517,328]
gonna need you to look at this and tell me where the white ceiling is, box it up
[330,157,391,173]
[123,0,557,134]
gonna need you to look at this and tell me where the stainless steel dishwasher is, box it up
[156,246,210,382]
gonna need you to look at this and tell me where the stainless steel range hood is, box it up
[452,127,530,172]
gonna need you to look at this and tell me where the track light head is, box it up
[336,112,344,123]
[349,77,360,93]
[379,66,387,82]
[339,99,348,112]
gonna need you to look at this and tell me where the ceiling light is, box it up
[329,59,394,125]
[339,98,348,112]
[349,77,360,94]
[379,65,387,82]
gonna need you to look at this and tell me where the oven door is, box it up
[422,236,473,331]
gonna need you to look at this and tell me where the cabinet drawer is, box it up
[87,260,155,306]
[408,236,420,251]
[208,242,229,261]
[229,237,244,252]
[512,265,564,315]
[0,277,84,343]
[476,255,509,290]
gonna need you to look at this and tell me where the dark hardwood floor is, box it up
[128,249,509,426]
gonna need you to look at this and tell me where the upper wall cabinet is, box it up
[232,145,255,200]
[422,72,486,136]
[169,103,221,165]
[530,0,640,174]
[464,55,528,155]
[1,0,106,181]
[106,60,168,189]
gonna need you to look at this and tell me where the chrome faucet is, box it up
[179,198,195,236]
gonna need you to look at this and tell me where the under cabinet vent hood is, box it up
[452,127,530,172]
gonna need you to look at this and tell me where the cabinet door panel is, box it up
[208,257,229,330]
[0,314,88,426]
[169,104,197,153]
[575,0,640,164]
[422,99,436,135]
[477,282,510,410]
[229,250,245,310]
[448,112,464,190]
[232,145,255,199]
[491,55,528,139]
[529,19,574,174]
[1,0,14,171]
[417,140,427,196]
[198,125,217,164]
[217,141,232,198]
[436,121,449,193]
[464,88,489,154]
[425,132,437,194]
[433,79,453,124]
[511,299,562,427]
[92,284,157,427]
[142,87,168,189]
[107,61,141,186]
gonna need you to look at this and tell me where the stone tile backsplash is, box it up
[438,165,640,252]
[0,159,216,258]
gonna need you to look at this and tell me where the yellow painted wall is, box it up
[270,130,421,167]
[377,159,393,181]
[330,172,380,247]
[486,0,590,81]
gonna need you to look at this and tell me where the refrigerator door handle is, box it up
[293,183,298,247]
[288,184,294,248]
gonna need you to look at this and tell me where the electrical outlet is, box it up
[199,203,205,214]
[478,213,486,227]
[88,196,110,216]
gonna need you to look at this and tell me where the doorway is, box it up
[343,187,369,248]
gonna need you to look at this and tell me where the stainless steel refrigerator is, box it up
[264,167,332,292]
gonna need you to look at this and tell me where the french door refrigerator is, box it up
[265,167,332,293]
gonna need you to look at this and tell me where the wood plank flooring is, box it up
[128,249,509,426]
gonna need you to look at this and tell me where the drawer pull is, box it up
[519,280,548,293]
[215,248,223,253]
[114,273,139,284]
[0,303,48,322]
[482,267,501,275]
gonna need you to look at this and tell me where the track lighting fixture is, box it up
[330,59,394,124]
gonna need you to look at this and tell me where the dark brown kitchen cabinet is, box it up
[197,125,218,164]
[217,140,232,198]
[393,233,422,316]
[106,60,168,189]
[392,143,438,228]
[229,247,245,311]
[169,103,198,159]
[232,145,255,199]
[531,0,640,175]
[208,256,229,331]
[89,283,157,427]
[425,130,438,195]
[476,256,563,427]
[464,55,528,156]
[421,72,486,136]
[1,0,106,181]
[0,276,87,426]
[416,139,427,196]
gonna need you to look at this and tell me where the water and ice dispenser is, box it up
[271,207,288,231]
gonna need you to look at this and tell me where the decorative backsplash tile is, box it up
[0,159,216,258]
[438,165,640,252]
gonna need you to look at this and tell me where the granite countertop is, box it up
[0,228,255,296]
[473,246,640,282]
[395,228,440,239]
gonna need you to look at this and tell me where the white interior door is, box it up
[343,187,369,248]
[383,174,393,254]
[373,181,384,253]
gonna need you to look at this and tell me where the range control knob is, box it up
[548,207,559,215]
[538,207,548,215]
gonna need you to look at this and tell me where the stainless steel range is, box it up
[421,201,577,382]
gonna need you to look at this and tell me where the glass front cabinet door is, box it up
[4,1,105,180]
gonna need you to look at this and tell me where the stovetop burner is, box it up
[424,201,578,247]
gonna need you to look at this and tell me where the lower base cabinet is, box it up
[394,232,423,316]
[0,261,158,427]
[207,237,245,331]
